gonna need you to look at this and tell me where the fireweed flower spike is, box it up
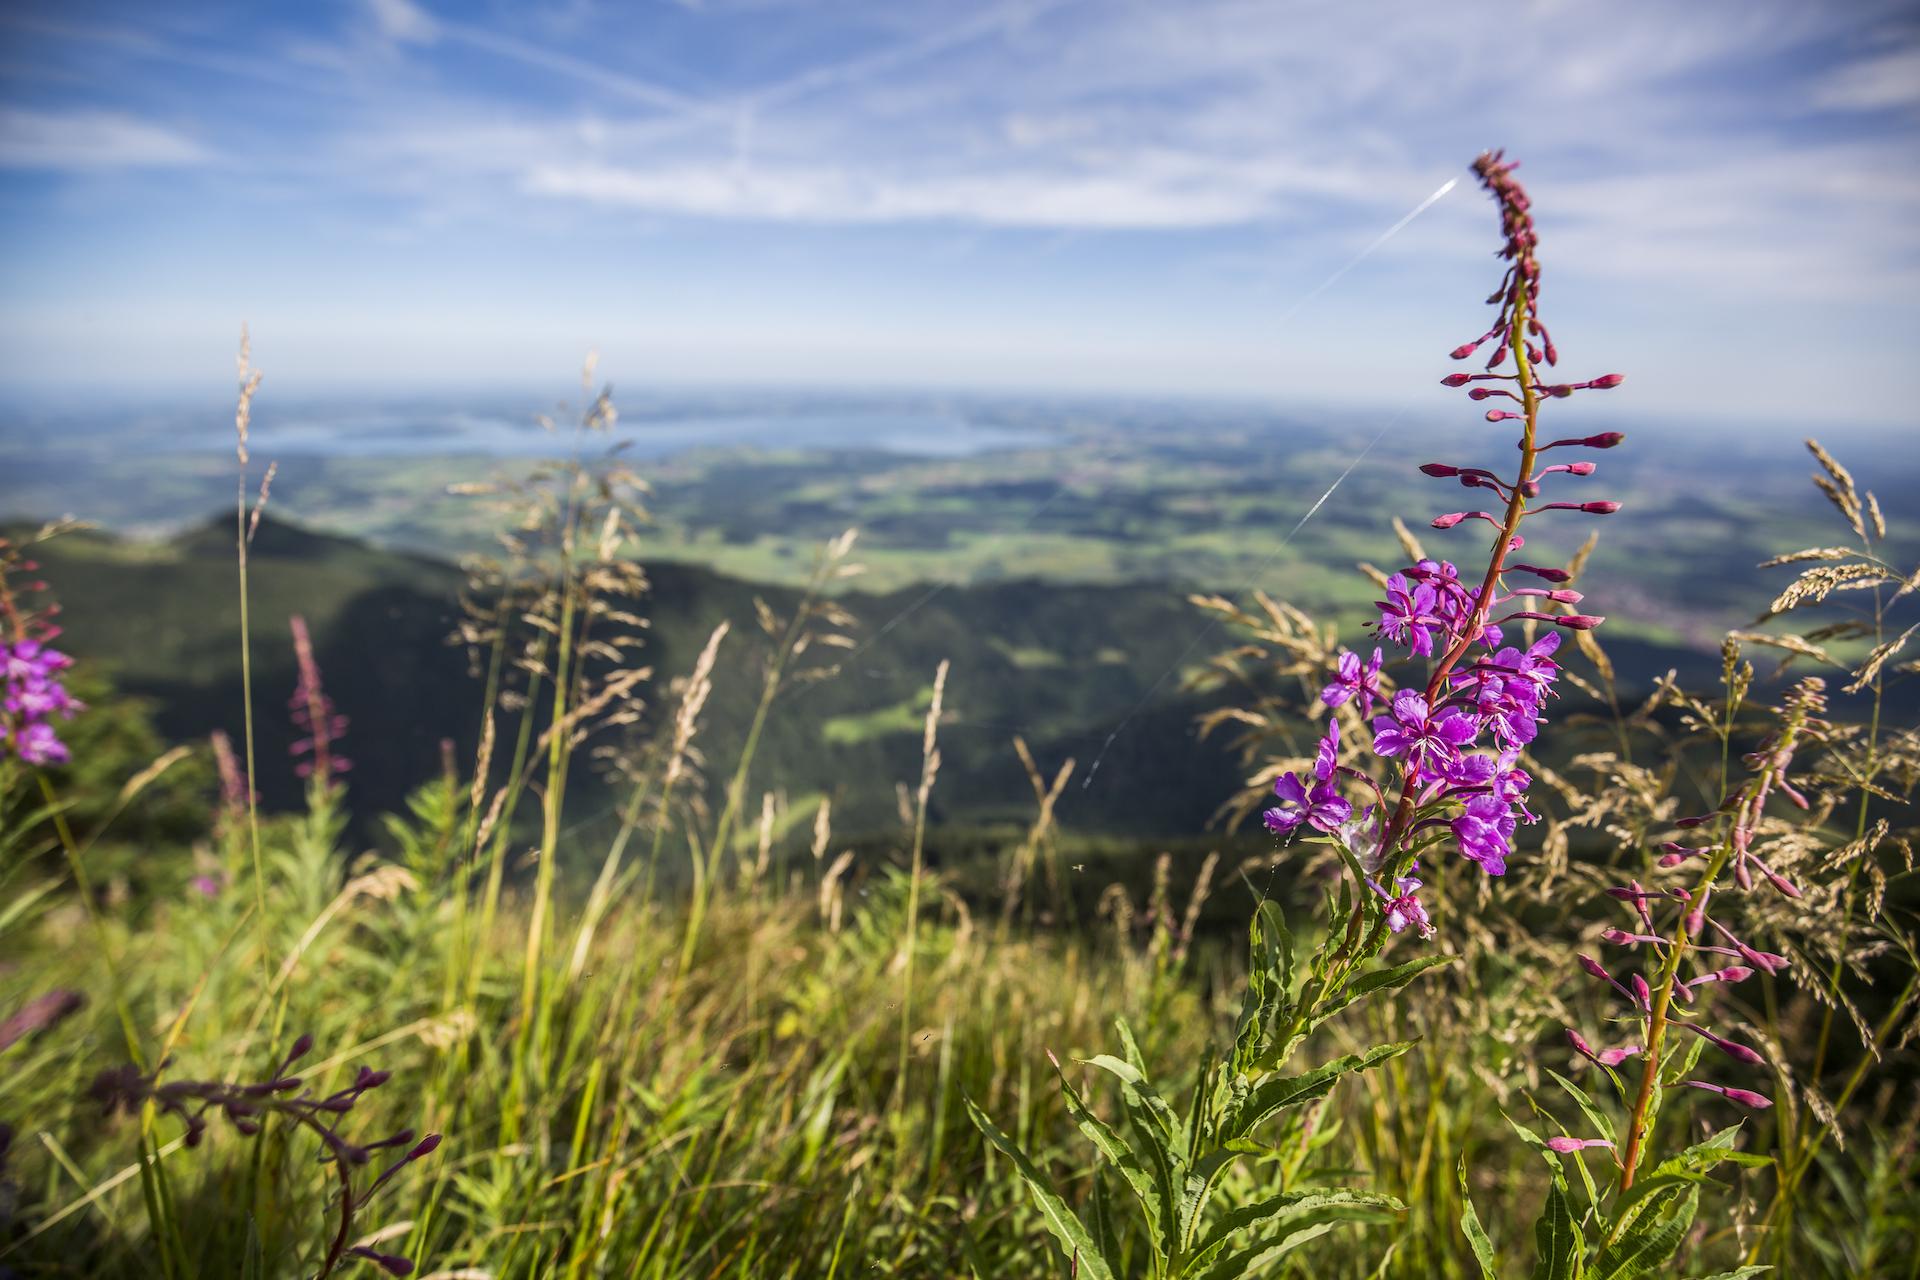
[1269,150,1627,940]
[288,614,350,784]
[0,631,81,767]
[1567,679,1827,1194]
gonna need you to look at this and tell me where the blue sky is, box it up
[1,0,1916,426]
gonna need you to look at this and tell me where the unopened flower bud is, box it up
[1586,374,1624,389]
[1420,463,1461,477]
[1441,372,1473,386]
[1450,342,1481,360]
[1546,1136,1613,1153]
[1511,563,1571,582]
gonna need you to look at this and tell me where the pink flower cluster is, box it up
[1,635,80,766]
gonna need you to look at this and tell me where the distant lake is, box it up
[7,396,1058,460]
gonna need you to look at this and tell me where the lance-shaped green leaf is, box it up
[1173,1148,1242,1255]
[1194,1208,1398,1280]
[1544,1069,1617,1145]
[963,1093,1119,1280]
[1184,1188,1405,1277]
[1084,1051,1184,1158]
[1223,1041,1415,1142]
[1458,1156,1502,1280]
[1530,1171,1584,1280]
[1593,1184,1698,1279]
[1051,1053,1169,1247]
[1618,1126,1770,1211]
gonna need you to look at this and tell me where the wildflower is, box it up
[1313,717,1340,781]
[1371,690,1479,783]
[1320,646,1385,714]
[1368,874,1433,938]
[13,720,71,767]
[1451,793,1515,874]
[1264,771,1352,835]
[0,633,80,767]
[1374,572,1444,657]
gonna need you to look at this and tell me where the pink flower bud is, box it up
[1689,1024,1767,1066]
[1683,1080,1771,1109]
[1450,342,1481,360]
[1565,461,1595,475]
[1553,614,1604,630]
[1587,374,1625,389]
[1431,513,1467,529]
[1546,1136,1613,1154]
[1486,410,1523,422]
[1441,373,1473,386]
[1420,463,1461,477]
[1581,501,1621,514]
[1511,563,1571,582]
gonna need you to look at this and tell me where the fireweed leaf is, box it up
[962,1092,1118,1280]
[1458,1156,1502,1280]
[1544,1068,1617,1144]
[1224,1041,1415,1141]
[1529,1170,1583,1280]
[1593,1184,1699,1280]
[1188,1191,1404,1280]
[1050,1057,1167,1244]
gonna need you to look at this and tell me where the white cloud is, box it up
[1813,49,1920,111]
[366,0,437,44]
[0,108,210,169]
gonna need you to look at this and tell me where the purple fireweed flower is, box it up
[1368,874,1433,939]
[1313,717,1340,781]
[1372,689,1480,783]
[1451,793,1515,874]
[1374,573,1444,657]
[1264,772,1352,836]
[14,720,70,766]
[1320,647,1385,715]
[1,633,81,768]
[1681,1080,1772,1109]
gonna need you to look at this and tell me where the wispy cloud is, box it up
[0,108,211,169]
